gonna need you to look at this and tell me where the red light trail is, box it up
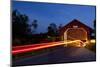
[12,40,86,55]
[12,41,64,55]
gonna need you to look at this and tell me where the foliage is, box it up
[12,10,29,38]
[47,23,59,37]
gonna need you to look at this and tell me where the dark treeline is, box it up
[12,10,61,46]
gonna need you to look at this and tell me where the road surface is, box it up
[12,47,96,66]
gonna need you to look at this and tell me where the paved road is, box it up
[13,47,96,66]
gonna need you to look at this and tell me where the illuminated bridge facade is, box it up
[64,27,87,41]
[59,19,94,42]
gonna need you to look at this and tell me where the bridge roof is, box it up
[59,19,94,35]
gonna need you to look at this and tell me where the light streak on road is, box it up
[13,42,63,55]
[13,42,56,49]
[12,40,82,55]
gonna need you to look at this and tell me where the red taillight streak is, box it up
[12,40,83,55]
[13,41,63,50]
[12,42,63,55]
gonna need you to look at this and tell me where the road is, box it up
[12,40,84,55]
[13,47,96,66]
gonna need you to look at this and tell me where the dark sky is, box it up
[12,1,96,33]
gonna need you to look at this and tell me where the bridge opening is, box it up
[64,27,88,47]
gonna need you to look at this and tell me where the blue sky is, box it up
[12,1,96,33]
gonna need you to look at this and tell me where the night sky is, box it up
[12,1,96,33]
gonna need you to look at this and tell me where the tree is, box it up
[12,10,29,38]
[58,24,62,29]
[94,19,96,38]
[47,23,58,36]
[31,20,38,34]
